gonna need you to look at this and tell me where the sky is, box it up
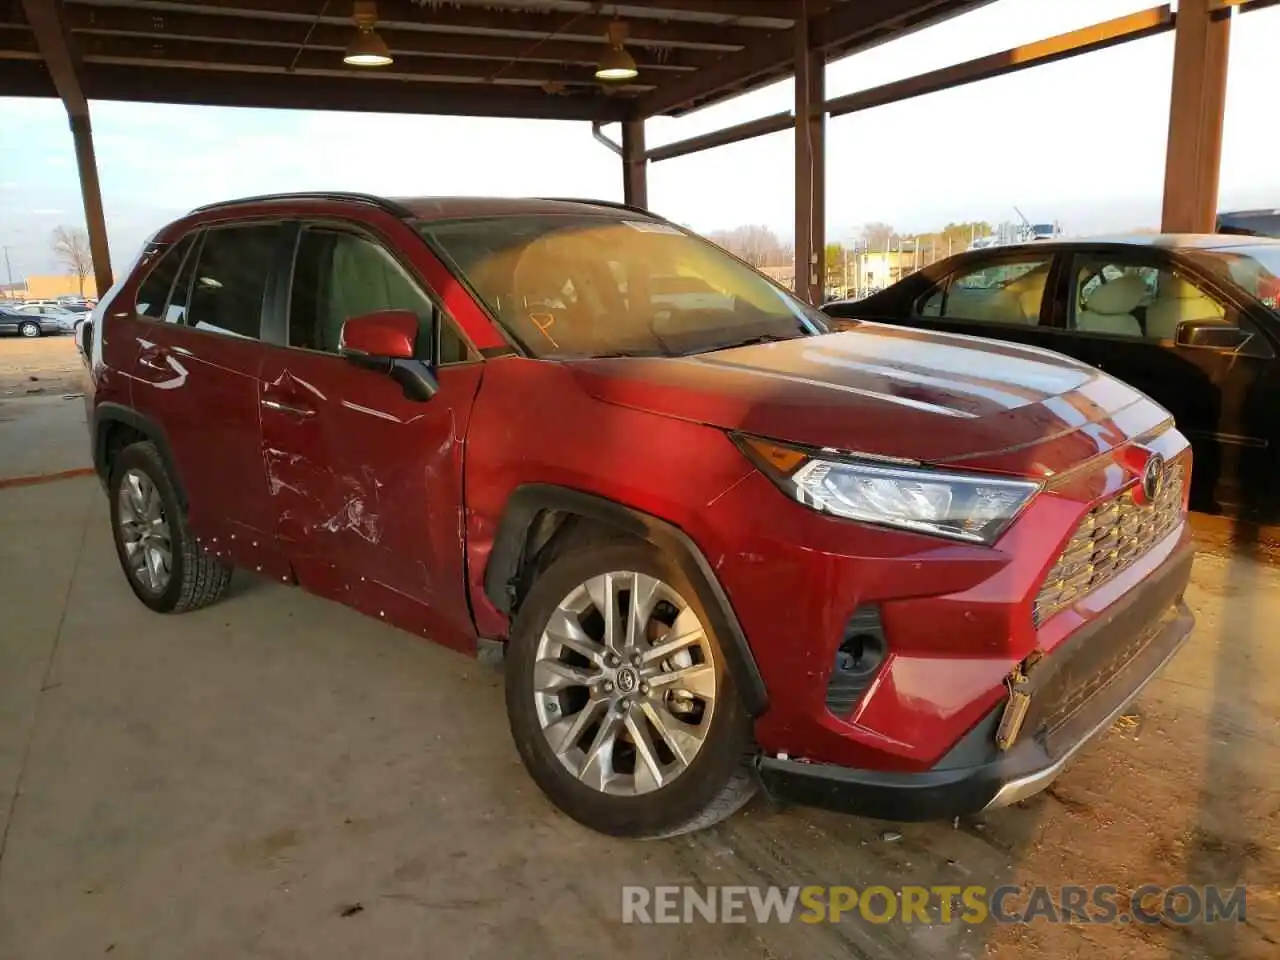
[1,0,1278,282]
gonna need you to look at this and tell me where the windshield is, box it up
[419,214,826,358]
[1193,245,1280,312]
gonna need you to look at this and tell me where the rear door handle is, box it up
[261,398,316,418]
[138,344,170,370]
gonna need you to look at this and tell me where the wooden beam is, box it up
[79,0,759,50]
[64,33,653,89]
[603,0,798,20]
[622,118,648,209]
[0,58,627,120]
[63,6,705,70]
[1162,0,1232,232]
[637,0,972,116]
[827,5,1173,117]
[646,110,792,162]
[21,0,86,114]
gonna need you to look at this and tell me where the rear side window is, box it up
[185,223,282,340]
[135,235,194,319]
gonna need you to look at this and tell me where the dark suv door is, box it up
[1057,248,1279,516]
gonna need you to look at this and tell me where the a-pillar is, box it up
[1161,0,1232,233]
[622,118,649,209]
[793,9,825,305]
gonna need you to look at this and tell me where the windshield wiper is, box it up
[687,333,801,355]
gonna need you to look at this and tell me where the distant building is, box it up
[22,274,99,300]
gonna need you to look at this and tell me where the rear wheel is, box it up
[505,539,757,838]
[109,441,231,613]
[18,320,40,338]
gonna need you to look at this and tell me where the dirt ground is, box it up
[0,339,1277,959]
[0,332,85,398]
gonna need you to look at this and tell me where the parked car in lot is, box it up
[824,235,1280,521]
[1217,208,1280,238]
[14,301,87,333]
[0,305,61,337]
[83,193,1194,837]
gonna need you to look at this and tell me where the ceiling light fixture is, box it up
[344,0,393,67]
[595,21,638,82]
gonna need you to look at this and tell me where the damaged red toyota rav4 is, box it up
[82,193,1195,838]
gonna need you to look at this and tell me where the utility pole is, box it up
[2,245,13,293]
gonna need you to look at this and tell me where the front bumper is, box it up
[756,541,1195,821]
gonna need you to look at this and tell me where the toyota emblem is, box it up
[1141,452,1166,503]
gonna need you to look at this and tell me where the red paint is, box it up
[0,467,96,490]
[340,309,418,359]
[85,195,1195,781]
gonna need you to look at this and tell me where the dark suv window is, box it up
[289,226,471,363]
[185,223,282,339]
[135,235,194,319]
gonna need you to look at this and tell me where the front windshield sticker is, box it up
[623,220,684,235]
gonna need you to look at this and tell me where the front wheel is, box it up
[18,320,40,338]
[505,539,757,838]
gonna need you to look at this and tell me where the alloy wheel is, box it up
[533,571,717,796]
[117,468,173,593]
[19,321,39,338]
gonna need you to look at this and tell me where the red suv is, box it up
[82,193,1195,837]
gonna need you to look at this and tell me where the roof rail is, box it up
[538,197,663,220]
[189,191,416,219]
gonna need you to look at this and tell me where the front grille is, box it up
[1034,461,1186,626]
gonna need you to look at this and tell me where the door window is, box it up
[289,227,472,363]
[1068,256,1234,341]
[135,234,195,319]
[184,224,282,340]
[918,258,1051,325]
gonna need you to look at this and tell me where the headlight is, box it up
[736,436,1040,545]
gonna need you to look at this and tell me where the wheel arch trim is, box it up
[484,483,768,716]
[93,403,188,508]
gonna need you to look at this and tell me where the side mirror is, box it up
[340,309,418,360]
[340,309,438,402]
[1175,318,1251,351]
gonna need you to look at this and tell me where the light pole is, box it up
[2,245,13,294]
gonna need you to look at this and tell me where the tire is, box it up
[108,441,232,613]
[19,321,40,338]
[505,538,757,838]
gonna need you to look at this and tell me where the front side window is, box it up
[918,258,1051,325]
[135,234,194,319]
[184,224,282,340]
[288,227,470,363]
[420,215,826,359]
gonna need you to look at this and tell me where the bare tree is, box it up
[706,224,791,267]
[858,222,897,251]
[51,225,92,295]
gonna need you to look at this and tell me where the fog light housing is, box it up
[826,606,888,715]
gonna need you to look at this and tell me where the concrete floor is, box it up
[0,368,1277,957]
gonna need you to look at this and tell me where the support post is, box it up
[793,10,825,305]
[69,114,112,297]
[22,0,112,294]
[1161,0,1231,233]
[622,118,648,210]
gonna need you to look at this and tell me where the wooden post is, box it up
[793,11,825,305]
[622,118,648,210]
[1161,0,1231,233]
[69,114,113,296]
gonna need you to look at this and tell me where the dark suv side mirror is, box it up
[1175,318,1251,351]
[340,309,438,402]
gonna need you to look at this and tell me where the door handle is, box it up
[138,345,170,370]
[261,398,316,418]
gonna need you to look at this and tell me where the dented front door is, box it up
[257,342,483,651]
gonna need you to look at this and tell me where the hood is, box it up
[565,324,1170,479]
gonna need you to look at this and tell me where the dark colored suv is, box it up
[83,193,1195,837]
